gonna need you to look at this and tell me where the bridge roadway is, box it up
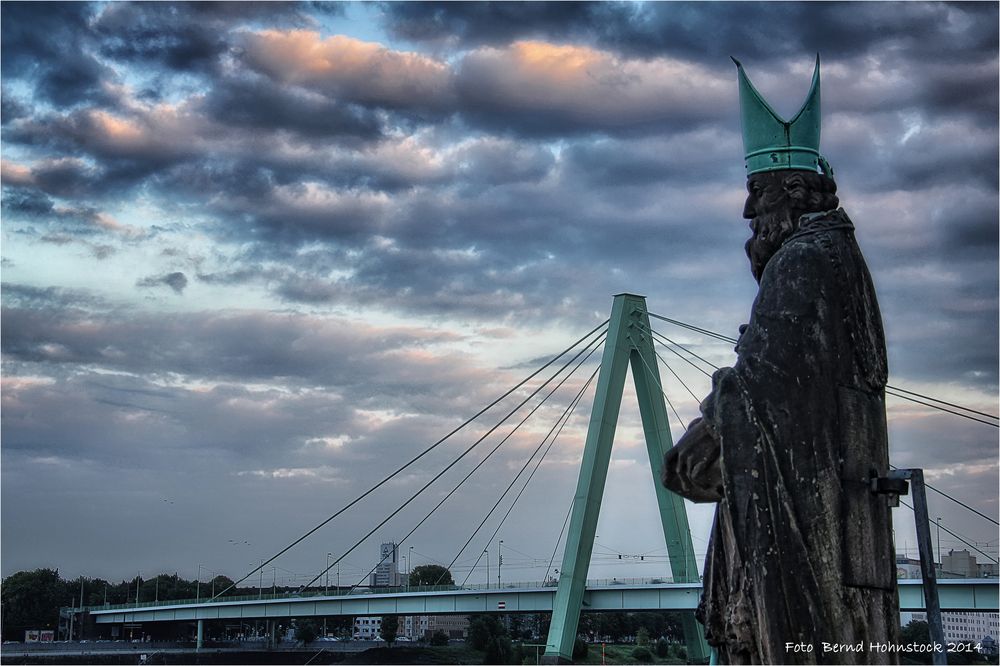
[87,579,998,625]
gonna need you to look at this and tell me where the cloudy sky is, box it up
[2,2,997,590]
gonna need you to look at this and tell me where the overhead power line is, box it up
[888,464,999,527]
[898,500,999,565]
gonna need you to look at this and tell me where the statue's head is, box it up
[743,170,839,281]
[734,55,837,281]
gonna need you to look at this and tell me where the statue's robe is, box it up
[664,209,900,664]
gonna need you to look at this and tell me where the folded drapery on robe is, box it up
[664,209,900,665]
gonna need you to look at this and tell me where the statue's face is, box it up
[742,173,786,222]
[743,172,795,283]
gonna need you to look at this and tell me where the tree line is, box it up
[2,568,286,639]
[1,564,457,641]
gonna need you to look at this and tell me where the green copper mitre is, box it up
[733,55,832,176]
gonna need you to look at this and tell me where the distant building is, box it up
[909,611,999,645]
[369,542,402,588]
[400,614,469,640]
[896,551,997,580]
[942,550,999,578]
[353,616,382,639]
[896,555,923,579]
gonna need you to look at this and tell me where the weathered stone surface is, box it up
[662,171,900,664]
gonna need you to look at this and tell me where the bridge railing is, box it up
[78,576,689,612]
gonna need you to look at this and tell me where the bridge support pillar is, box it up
[268,619,277,649]
[542,294,709,663]
[196,619,203,650]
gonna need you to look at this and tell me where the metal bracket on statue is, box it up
[870,469,910,507]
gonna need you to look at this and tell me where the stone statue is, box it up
[662,57,900,664]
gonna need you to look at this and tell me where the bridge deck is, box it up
[86,579,998,624]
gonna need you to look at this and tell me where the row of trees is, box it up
[1,564,457,640]
[371,610,688,665]
[3,565,688,657]
[1,568,284,639]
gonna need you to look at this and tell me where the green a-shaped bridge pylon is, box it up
[542,293,710,664]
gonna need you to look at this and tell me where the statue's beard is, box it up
[744,209,798,283]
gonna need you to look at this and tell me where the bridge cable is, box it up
[632,340,704,580]
[213,319,609,600]
[651,348,703,404]
[885,388,998,428]
[458,366,599,586]
[648,318,999,524]
[342,337,605,593]
[648,315,999,550]
[451,366,598,586]
[643,325,719,376]
[884,386,998,421]
[648,312,999,423]
[296,329,608,594]
[897,500,999,565]
[544,498,574,584]
[629,336,686,431]
[888,465,999,527]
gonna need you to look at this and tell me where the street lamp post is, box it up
[936,517,942,566]
[258,560,264,600]
[485,549,490,589]
[408,546,413,587]
[325,553,332,637]
[497,539,503,589]
[197,564,202,603]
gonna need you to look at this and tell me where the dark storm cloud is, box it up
[0,2,113,107]
[0,283,115,313]
[380,1,599,48]
[0,289,541,488]
[560,131,741,188]
[137,271,189,294]
[200,74,384,142]
[93,2,333,74]
[381,2,998,65]
[1,293,476,396]
[827,115,999,194]
[238,29,735,138]
[0,186,119,237]
[2,157,107,199]
[0,91,29,125]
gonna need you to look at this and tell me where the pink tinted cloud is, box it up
[240,30,454,111]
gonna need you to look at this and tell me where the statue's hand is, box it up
[661,417,723,503]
